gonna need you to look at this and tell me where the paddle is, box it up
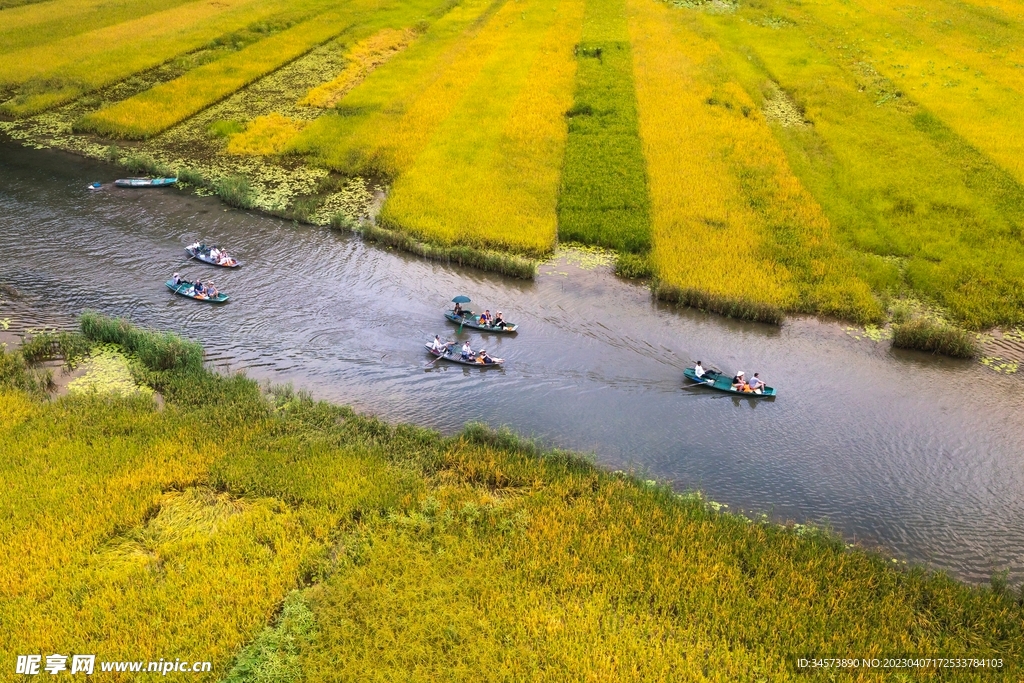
[425,342,455,366]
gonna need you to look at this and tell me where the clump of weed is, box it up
[615,252,653,279]
[287,196,322,224]
[79,312,203,372]
[215,175,255,209]
[208,119,246,139]
[121,154,174,177]
[222,590,317,683]
[176,167,207,187]
[330,212,358,231]
[892,318,977,358]
[18,331,93,368]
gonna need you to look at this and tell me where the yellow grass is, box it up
[226,113,306,155]
[793,0,1024,186]
[2,320,1022,680]
[626,0,876,318]
[294,0,529,177]
[379,0,585,255]
[300,28,418,108]
[628,0,789,307]
[0,0,193,56]
[0,0,319,116]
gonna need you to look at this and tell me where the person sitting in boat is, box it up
[747,373,765,394]
[193,280,206,298]
[476,350,496,365]
[694,361,707,379]
[454,302,464,317]
[731,370,748,392]
[493,311,507,330]
[478,310,491,326]
[431,335,447,354]
[461,341,473,360]
[172,272,182,286]
[207,283,218,298]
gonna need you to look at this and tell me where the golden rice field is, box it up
[0,319,1020,680]
[4,0,1024,326]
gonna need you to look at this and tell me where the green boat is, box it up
[425,343,504,367]
[165,279,229,303]
[445,311,518,333]
[683,367,776,397]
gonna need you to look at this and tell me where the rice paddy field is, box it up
[3,0,1024,325]
[1,317,1021,680]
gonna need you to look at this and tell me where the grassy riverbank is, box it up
[1,315,1021,680]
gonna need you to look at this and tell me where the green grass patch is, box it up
[892,318,978,358]
[215,175,257,209]
[557,0,650,253]
[80,311,204,371]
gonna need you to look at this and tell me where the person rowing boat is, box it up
[431,335,450,354]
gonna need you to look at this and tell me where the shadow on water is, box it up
[1,138,1023,585]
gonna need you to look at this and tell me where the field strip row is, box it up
[380,0,586,254]
[700,1,1024,326]
[289,0,509,175]
[77,5,374,138]
[628,0,797,308]
[788,0,1024,187]
[557,0,651,254]
[0,0,334,116]
[0,0,195,55]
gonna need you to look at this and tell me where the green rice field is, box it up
[0,317,1020,680]
[3,0,1024,328]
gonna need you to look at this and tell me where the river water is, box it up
[2,140,1023,585]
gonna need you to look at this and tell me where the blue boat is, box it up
[165,279,228,303]
[683,367,776,397]
[115,177,177,188]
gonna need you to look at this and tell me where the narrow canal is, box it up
[2,140,1022,585]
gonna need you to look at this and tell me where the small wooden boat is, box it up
[165,279,229,303]
[445,311,518,333]
[185,244,242,268]
[115,177,177,188]
[683,367,776,397]
[425,343,504,367]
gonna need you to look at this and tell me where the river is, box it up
[1,139,1022,585]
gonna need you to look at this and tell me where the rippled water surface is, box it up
[2,141,1023,584]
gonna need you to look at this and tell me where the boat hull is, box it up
[185,246,242,268]
[115,177,177,188]
[425,343,503,367]
[444,311,518,333]
[683,367,776,397]
[166,280,229,303]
